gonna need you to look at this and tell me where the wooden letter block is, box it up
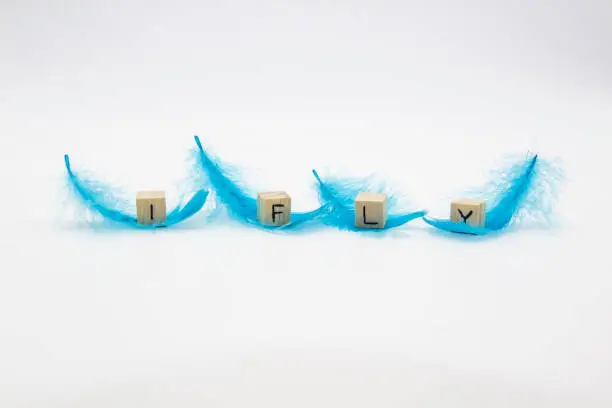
[355,192,388,229]
[136,190,167,225]
[450,198,486,227]
[257,191,291,226]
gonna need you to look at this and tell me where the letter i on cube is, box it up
[257,191,291,226]
[136,191,167,225]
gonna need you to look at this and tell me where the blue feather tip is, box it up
[64,154,208,229]
[423,153,563,235]
[192,135,328,230]
[311,169,426,231]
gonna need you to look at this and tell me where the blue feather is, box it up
[64,154,208,229]
[312,169,426,231]
[423,153,563,235]
[192,136,327,229]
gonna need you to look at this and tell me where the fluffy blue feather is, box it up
[64,154,208,229]
[312,169,426,231]
[192,136,328,229]
[423,153,563,235]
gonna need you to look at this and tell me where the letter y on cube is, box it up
[450,198,486,227]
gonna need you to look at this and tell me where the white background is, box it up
[1,1,611,407]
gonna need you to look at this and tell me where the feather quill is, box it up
[312,169,426,231]
[423,153,563,235]
[192,136,327,230]
[64,154,208,229]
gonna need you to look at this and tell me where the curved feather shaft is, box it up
[485,154,538,230]
[423,153,559,235]
[65,154,139,225]
[64,154,208,228]
[312,169,426,231]
[193,136,326,229]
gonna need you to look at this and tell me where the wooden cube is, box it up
[136,190,167,225]
[257,191,291,226]
[450,198,486,227]
[355,192,388,229]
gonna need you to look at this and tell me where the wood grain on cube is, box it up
[136,190,167,225]
[355,192,388,229]
[450,198,486,227]
[257,191,291,226]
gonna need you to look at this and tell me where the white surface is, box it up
[1,1,611,407]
